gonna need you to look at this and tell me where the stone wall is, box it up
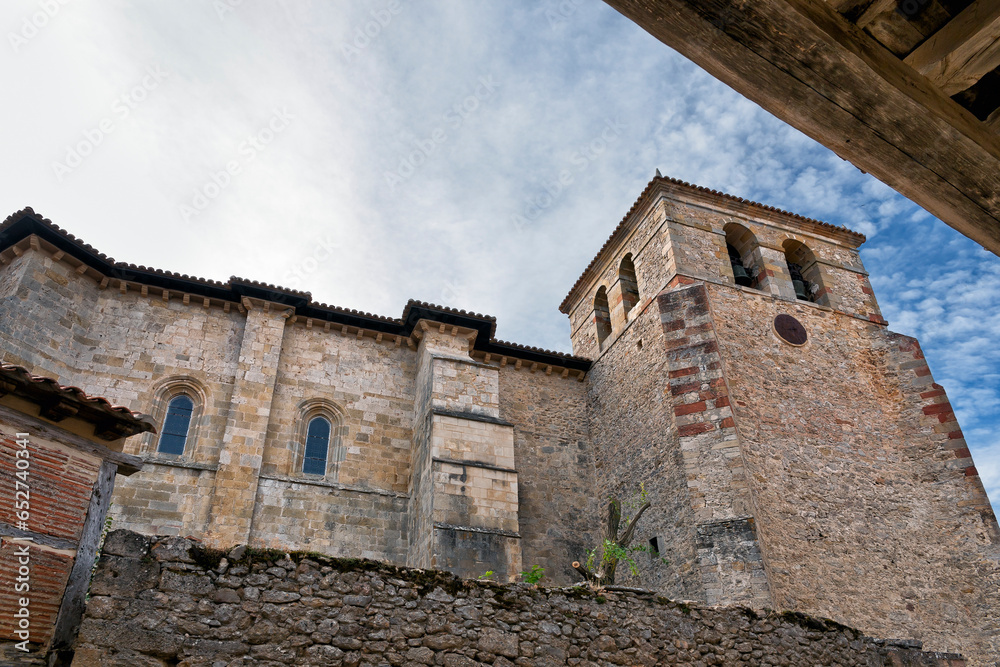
[704,280,1000,663]
[497,364,596,585]
[69,531,967,667]
[584,295,702,600]
[0,244,589,582]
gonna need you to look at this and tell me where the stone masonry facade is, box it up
[74,530,966,667]
[1,173,998,663]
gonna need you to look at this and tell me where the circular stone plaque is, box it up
[773,314,807,346]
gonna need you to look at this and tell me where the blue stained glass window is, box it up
[302,416,330,476]
[158,394,194,455]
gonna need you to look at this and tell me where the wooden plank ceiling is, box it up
[604,0,1000,255]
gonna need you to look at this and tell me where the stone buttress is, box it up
[406,320,521,580]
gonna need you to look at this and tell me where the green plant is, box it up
[477,570,495,581]
[520,564,544,584]
[572,483,666,587]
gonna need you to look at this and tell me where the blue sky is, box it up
[3,0,997,514]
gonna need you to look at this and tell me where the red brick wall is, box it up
[0,540,74,647]
[0,433,99,543]
[0,430,102,648]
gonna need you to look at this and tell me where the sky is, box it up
[2,0,998,515]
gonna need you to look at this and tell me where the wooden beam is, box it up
[51,461,117,650]
[855,0,894,28]
[0,404,144,474]
[602,0,1000,255]
[903,0,1000,95]
[988,107,1000,133]
[826,0,868,14]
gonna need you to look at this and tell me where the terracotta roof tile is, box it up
[230,276,312,300]
[0,363,156,436]
[490,338,583,361]
[403,299,496,322]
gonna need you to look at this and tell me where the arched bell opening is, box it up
[594,286,612,348]
[724,223,764,290]
[783,239,827,305]
[618,253,640,318]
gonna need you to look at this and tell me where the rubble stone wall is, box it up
[584,297,702,600]
[69,531,966,667]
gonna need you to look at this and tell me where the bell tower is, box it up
[561,175,1000,659]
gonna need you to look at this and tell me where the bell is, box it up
[732,264,753,287]
[793,279,809,300]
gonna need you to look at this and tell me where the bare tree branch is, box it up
[617,501,651,547]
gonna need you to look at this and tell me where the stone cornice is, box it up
[0,210,591,374]
[258,473,409,499]
[431,408,514,427]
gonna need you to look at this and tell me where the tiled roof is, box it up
[558,174,868,313]
[0,363,156,438]
[0,208,592,372]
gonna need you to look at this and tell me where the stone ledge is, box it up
[431,407,514,427]
[432,456,517,475]
[433,522,521,539]
[141,456,218,472]
[257,473,409,499]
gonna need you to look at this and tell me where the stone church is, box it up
[1,174,997,661]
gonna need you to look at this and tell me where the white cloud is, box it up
[1,0,998,515]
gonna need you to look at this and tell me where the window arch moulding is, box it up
[146,376,209,459]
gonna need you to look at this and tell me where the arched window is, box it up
[302,416,331,476]
[146,376,208,459]
[618,254,640,318]
[724,222,764,290]
[158,394,194,455]
[783,239,826,304]
[294,399,347,480]
[594,286,612,348]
